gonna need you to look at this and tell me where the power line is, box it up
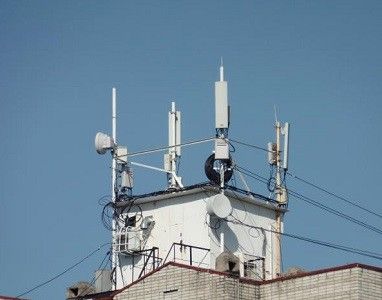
[230,138,381,220]
[287,171,382,219]
[234,165,382,236]
[78,248,112,298]
[16,242,110,298]
[226,216,382,261]
[117,137,215,158]
[229,138,271,153]
[288,190,382,235]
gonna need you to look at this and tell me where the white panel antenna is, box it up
[215,61,229,129]
[214,60,230,162]
[282,123,290,170]
[166,101,182,188]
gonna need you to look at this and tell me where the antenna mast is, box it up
[165,101,182,189]
[269,120,290,278]
[111,87,117,289]
[214,58,231,189]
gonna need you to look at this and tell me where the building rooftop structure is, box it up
[65,64,381,299]
[111,182,286,287]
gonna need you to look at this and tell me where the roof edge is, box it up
[91,261,382,298]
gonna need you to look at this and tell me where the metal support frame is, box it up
[162,242,210,267]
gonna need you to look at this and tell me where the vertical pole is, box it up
[220,232,225,253]
[111,87,117,289]
[274,121,282,278]
[152,248,155,271]
[169,102,177,187]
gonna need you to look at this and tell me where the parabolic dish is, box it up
[206,193,232,219]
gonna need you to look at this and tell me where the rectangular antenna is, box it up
[283,122,290,170]
[168,102,181,156]
[167,102,182,188]
[215,81,228,128]
[175,110,181,156]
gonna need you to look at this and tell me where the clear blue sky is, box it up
[1,1,381,299]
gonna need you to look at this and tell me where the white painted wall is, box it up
[114,187,283,288]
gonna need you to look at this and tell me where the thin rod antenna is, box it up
[111,87,117,289]
[220,57,224,81]
[112,87,117,203]
[273,105,278,123]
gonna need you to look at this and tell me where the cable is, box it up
[101,202,115,231]
[287,171,382,219]
[288,190,382,235]
[120,137,215,158]
[234,165,382,236]
[16,242,110,298]
[226,216,382,261]
[77,248,112,298]
[230,138,381,220]
[229,138,271,153]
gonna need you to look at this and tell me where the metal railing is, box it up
[162,242,210,267]
[129,247,161,279]
[243,256,265,280]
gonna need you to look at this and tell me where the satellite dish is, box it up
[95,132,115,155]
[206,193,232,219]
[204,154,233,185]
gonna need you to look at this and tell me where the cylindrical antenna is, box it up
[220,57,224,81]
[112,88,117,200]
[220,232,225,253]
[166,101,182,188]
[112,88,117,145]
[111,87,117,289]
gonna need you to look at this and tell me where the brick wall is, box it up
[114,265,257,300]
[114,264,382,300]
[259,267,382,300]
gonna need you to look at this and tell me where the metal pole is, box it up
[274,121,282,278]
[111,87,117,289]
[169,102,176,188]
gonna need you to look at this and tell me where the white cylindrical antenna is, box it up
[112,87,117,201]
[167,101,181,188]
[220,232,225,253]
[215,62,229,129]
[111,87,117,290]
[169,101,176,154]
[112,88,117,145]
[283,122,290,170]
[175,111,181,156]
[220,57,224,81]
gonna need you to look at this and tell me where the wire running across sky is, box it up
[286,171,382,219]
[77,248,112,298]
[16,242,110,298]
[225,216,382,261]
[230,138,382,220]
[118,137,215,158]
[233,165,382,236]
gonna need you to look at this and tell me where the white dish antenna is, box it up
[95,132,115,155]
[206,193,232,219]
